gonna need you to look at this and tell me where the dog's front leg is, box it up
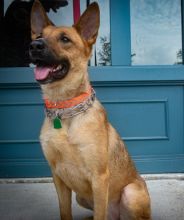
[53,173,72,220]
[92,171,109,220]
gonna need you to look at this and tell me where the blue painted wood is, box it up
[0,159,51,178]
[181,0,184,63]
[102,99,169,141]
[134,154,184,173]
[1,67,184,177]
[2,66,184,85]
[110,0,131,65]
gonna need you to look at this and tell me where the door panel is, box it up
[1,68,184,176]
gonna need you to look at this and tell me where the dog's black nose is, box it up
[29,39,45,52]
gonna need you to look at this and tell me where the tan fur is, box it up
[31,1,151,220]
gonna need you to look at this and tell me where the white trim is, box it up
[0,174,183,184]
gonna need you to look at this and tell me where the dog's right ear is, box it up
[31,0,53,39]
[74,2,100,46]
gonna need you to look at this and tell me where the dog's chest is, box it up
[40,120,92,196]
[55,161,91,197]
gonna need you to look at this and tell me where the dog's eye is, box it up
[60,35,70,43]
[36,33,42,39]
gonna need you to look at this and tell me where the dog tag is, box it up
[53,116,62,129]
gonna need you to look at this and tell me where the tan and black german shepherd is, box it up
[29,1,151,219]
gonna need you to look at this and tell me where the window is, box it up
[130,0,182,65]
[0,0,111,67]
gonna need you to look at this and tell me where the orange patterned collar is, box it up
[44,86,96,128]
[44,86,94,109]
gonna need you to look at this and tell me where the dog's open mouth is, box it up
[34,62,69,84]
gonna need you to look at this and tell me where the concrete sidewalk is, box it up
[0,175,184,220]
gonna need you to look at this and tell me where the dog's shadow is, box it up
[82,217,93,220]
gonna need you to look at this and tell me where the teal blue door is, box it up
[0,0,184,177]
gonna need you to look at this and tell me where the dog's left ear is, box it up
[31,0,53,39]
[74,2,100,45]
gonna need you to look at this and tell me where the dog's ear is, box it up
[31,0,53,39]
[74,2,100,45]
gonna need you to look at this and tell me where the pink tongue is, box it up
[34,66,53,80]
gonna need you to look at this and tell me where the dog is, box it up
[29,1,151,219]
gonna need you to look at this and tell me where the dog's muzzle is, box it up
[29,38,47,63]
[29,38,70,84]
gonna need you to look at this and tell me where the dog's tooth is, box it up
[57,65,62,71]
[51,65,63,73]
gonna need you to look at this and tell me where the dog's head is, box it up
[29,0,100,86]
